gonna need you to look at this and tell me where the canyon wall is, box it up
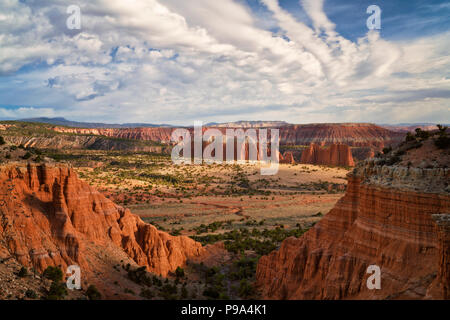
[381,124,442,133]
[432,214,450,299]
[279,123,404,148]
[4,135,169,153]
[52,123,403,149]
[0,164,203,279]
[256,161,450,299]
[279,152,295,164]
[53,127,174,144]
[300,143,355,166]
[48,124,402,163]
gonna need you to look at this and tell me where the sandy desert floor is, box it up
[32,149,351,299]
[64,150,349,236]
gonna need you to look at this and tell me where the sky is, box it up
[0,0,449,125]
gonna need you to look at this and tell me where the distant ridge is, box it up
[380,123,447,133]
[206,120,288,128]
[18,117,173,128]
[13,117,446,131]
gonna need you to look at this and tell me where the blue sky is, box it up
[0,0,449,124]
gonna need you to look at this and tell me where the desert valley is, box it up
[1,0,449,314]
[0,119,448,300]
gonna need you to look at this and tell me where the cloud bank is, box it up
[0,0,448,124]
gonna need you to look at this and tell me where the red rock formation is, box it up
[256,162,450,299]
[352,147,375,160]
[48,124,404,163]
[48,124,403,164]
[279,152,295,164]
[52,123,403,150]
[300,143,355,167]
[432,214,450,299]
[53,127,174,144]
[280,123,404,148]
[381,124,441,133]
[0,164,204,278]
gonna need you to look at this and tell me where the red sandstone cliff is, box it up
[381,124,442,133]
[256,140,450,299]
[280,123,403,148]
[53,127,174,144]
[432,214,450,299]
[48,124,404,163]
[0,164,204,279]
[279,152,295,164]
[300,143,355,167]
[52,123,403,150]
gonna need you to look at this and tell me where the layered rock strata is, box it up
[300,143,355,167]
[256,161,450,299]
[0,164,203,278]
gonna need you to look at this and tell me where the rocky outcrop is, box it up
[0,164,203,278]
[279,152,295,164]
[256,160,450,299]
[47,124,404,164]
[432,214,450,299]
[381,124,442,133]
[300,143,355,167]
[53,127,174,144]
[280,123,404,148]
[210,121,288,128]
[351,147,376,161]
[52,123,403,150]
[4,135,169,153]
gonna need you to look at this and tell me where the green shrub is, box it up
[86,285,102,300]
[25,289,37,299]
[43,266,63,282]
[46,281,67,300]
[160,283,178,300]
[127,266,152,286]
[181,286,188,299]
[405,132,415,142]
[435,134,450,149]
[152,276,162,287]
[175,267,185,279]
[203,286,220,299]
[435,125,450,149]
[18,267,28,278]
[382,146,392,154]
[140,288,154,299]
[415,128,430,140]
[0,136,5,145]
[437,124,447,133]
[22,152,32,160]
[238,279,254,298]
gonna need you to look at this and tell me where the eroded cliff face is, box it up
[53,127,174,144]
[52,123,403,149]
[279,152,295,164]
[45,124,404,163]
[432,214,450,299]
[300,143,355,167]
[4,135,168,153]
[0,164,204,278]
[279,123,403,148]
[256,161,450,299]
